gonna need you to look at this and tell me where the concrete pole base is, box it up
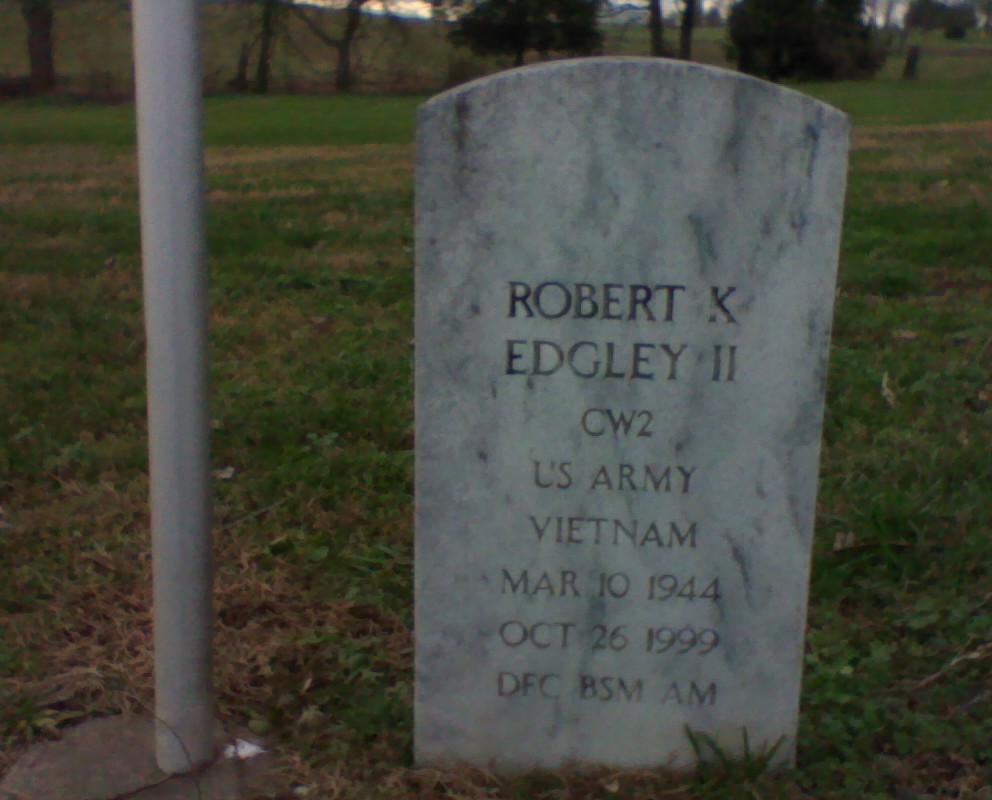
[0,715,283,800]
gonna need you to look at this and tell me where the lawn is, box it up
[1,53,991,800]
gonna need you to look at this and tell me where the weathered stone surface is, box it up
[0,716,279,800]
[415,58,848,771]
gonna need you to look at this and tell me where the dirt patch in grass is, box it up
[2,260,140,301]
[210,186,321,202]
[0,177,119,206]
[331,158,416,184]
[854,120,992,148]
[0,145,129,170]
[928,274,992,295]
[854,177,991,208]
[205,145,408,170]
[849,121,992,209]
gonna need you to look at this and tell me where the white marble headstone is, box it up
[415,58,849,771]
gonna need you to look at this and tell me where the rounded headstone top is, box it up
[420,57,848,131]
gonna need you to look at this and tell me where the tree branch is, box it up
[290,5,344,50]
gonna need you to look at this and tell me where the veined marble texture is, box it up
[415,58,849,771]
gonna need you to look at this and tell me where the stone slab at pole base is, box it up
[0,716,284,800]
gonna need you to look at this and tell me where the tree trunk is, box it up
[647,0,664,56]
[335,39,352,92]
[254,0,280,94]
[678,0,696,60]
[768,42,783,82]
[335,0,364,92]
[514,48,525,67]
[232,42,251,91]
[21,0,56,94]
[902,45,921,79]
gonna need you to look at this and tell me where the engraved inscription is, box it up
[531,516,698,549]
[493,275,740,720]
[580,408,655,438]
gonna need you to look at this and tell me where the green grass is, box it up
[1,63,991,148]
[2,46,992,800]
[807,77,992,125]
[0,95,421,147]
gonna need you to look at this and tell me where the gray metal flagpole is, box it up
[132,0,215,774]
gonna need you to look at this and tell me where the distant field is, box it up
[0,94,423,147]
[1,7,991,145]
[0,3,734,97]
[2,0,991,98]
[2,59,992,149]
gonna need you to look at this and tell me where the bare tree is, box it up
[678,0,696,59]
[218,1,261,92]
[647,0,665,55]
[291,0,372,92]
[881,0,899,27]
[600,2,667,56]
[232,38,253,92]
[254,0,286,93]
[20,0,56,93]
[976,0,992,29]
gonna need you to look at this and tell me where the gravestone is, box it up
[415,58,849,771]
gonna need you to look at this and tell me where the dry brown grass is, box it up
[850,122,992,208]
[3,110,991,799]
[854,119,992,143]
[205,145,407,169]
